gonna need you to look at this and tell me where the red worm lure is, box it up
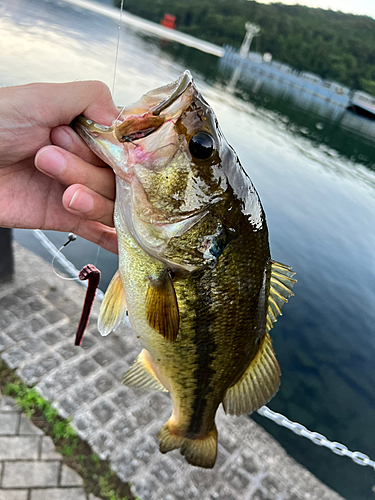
[74,264,101,346]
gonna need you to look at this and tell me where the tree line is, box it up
[114,0,375,95]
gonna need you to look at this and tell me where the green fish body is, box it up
[74,71,295,468]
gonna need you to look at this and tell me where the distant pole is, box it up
[0,228,14,282]
[228,22,260,92]
[239,22,260,58]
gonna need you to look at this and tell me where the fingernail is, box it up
[36,148,66,176]
[51,127,72,150]
[69,189,94,213]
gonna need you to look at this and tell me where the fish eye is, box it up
[189,132,214,160]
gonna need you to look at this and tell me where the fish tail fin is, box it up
[157,421,217,469]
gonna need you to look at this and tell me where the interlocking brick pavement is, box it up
[0,393,100,500]
[0,243,345,500]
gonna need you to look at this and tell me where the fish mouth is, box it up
[72,71,195,175]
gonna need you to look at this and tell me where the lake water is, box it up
[2,0,375,498]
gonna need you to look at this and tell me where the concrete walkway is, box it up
[0,392,99,500]
[0,243,344,500]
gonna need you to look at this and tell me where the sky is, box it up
[258,0,375,19]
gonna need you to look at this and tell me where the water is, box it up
[1,0,375,498]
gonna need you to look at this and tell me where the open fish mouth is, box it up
[114,70,194,142]
[72,71,195,175]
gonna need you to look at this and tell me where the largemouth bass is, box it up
[73,71,296,469]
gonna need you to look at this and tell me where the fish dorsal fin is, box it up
[98,270,127,336]
[122,349,168,392]
[266,260,296,332]
[222,332,280,415]
[145,269,179,343]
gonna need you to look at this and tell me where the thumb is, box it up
[35,81,119,126]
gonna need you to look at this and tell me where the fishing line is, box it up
[51,233,81,281]
[112,0,125,96]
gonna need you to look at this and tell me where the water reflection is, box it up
[2,0,375,498]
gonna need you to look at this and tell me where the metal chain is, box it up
[257,406,375,470]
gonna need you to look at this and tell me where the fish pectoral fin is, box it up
[157,422,218,469]
[122,349,168,392]
[222,332,280,415]
[98,270,127,336]
[266,260,296,332]
[145,269,179,343]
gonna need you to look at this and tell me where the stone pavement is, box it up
[0,243,345,500]
[0,392,99,500]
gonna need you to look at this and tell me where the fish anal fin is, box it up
[98,270,127,336]
[222,332,280,415]
[122,349,168,392]
[145,270,179,343]
[157,422,217,469]
[267,260,296,331]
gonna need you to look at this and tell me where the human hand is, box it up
[0,81,118,253]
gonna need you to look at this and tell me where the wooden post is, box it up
[0,228,14,282]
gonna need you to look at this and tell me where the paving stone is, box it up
[132,435,159,464]
[1,345,27,368]
[132,475,162,500]
[57,324,74,338]
[91,400,116,424]
[43,309,66,324]
[0,311,16,330]
[0,397,21,412]
[250,489,273,500]
[19,363,46,385]
[30,488,87,500]
[60,464,84,486]
[14,287,35,300]
[41,331,62,346]
[19,415,44,435]
[223,463,251,491]
[80,334,96,350]
[0,490,29,500]
[150,457,179,484]
[235,450,261,475]
[261,474,285,497]
[0,295,21,310]
[93,349,116,367]
[111,387,136,410]
[94,374,113,394]
[29,315,48,332]
[131,405,157,427]
[91,430,115,459]
[53,366,80,391]
[109,416,138,443]
[27,297,46,313]
[57,396,79,417]
[73,412,100,440]
[107,360,130,382]
[113,450,141,482]
[55,298,81,317]
[74,384,99,404]
[0,333,12,351]
[0,412,19,435]
[3,461,60,488]
[0,436,39,459]
[22,337,47,354]
[39,354,61,372]
[59,343,79,360]
[77,358,99,377]
[206,484,238,500]
[41,436,61,459]
[7,327,31,343]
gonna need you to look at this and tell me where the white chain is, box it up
[257,406,375,470]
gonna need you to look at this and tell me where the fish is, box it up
[73,70,296,469]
